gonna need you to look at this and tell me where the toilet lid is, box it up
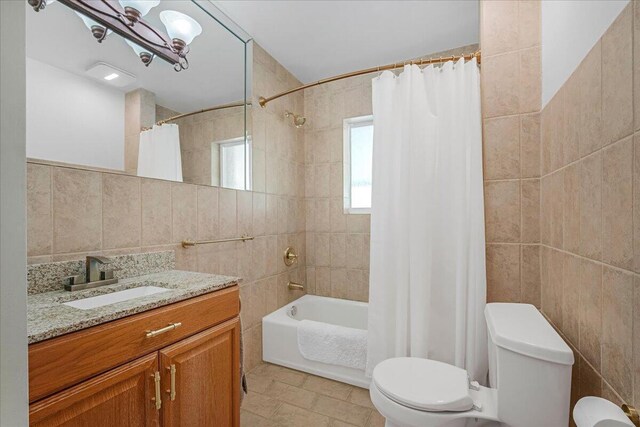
[372,357,474,412]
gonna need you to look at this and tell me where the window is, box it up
[343,115,373,213]
[212,137,252,190]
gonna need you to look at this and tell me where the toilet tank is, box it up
[485,303,574,427]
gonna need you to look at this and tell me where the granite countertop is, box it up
[27,270,240,344]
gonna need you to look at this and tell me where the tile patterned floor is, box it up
[241,363,385,426]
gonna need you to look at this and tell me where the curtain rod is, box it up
[141,101,250,131]
[258,50,481,108]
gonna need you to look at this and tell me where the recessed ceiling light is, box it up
[85,62,136,87]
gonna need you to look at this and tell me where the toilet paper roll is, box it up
[573,397,634,427]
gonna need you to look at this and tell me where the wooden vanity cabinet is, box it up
[160,320,240,427]
[29,353,160,427]
[28,287,240,427]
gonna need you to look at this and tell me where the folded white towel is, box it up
[297,319,367,370]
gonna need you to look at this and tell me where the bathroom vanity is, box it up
[26,261,241,427]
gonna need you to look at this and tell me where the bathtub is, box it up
[262,294,371,388]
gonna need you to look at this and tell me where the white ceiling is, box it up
[215,0,479,83]
[26,0,246,112]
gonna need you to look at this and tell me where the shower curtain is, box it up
[365,58,487,382]
[137,124,183,182]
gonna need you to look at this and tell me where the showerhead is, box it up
[293,115,306,128]
[285,111,306,128]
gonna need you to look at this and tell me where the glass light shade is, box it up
[159,10,202,45]
[125,39,149,56]
[74,12,112,35]
[118,0,160,17]
[45,0,57,5]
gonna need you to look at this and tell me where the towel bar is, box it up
[182,235,254,248]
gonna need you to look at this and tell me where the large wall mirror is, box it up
[26,0,252,190]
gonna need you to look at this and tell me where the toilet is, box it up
[370,303,575,427]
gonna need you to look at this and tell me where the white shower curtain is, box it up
[137,124,183,182]
[366,58,487,382]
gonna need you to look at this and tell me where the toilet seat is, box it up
[372,357,474,412]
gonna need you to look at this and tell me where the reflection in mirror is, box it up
[25,0,251,190]
[214,136,252,190]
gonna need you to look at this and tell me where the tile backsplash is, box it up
[27,250,175,295]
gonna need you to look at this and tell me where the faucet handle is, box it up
[63,274,85,290]
[100,268,121,281]
[283,247,298,266]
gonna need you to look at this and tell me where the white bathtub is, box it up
[262,294,371,388]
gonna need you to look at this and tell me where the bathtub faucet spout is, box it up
[288,281,304,291]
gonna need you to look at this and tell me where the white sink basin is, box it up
[64,286,170,310]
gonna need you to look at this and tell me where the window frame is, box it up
[214,136,252,191]
[343,115,373,214]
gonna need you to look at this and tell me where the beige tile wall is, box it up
[480,0,542,306]
[26,43,306,372]
[173,105,245,186]
[302,73,372,302]
[539,2,640,413]
[302,44,479,303]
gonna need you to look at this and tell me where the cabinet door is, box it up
[29,353,160,427]
[160,317,240,427]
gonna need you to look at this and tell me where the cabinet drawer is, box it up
[29,286,239,403]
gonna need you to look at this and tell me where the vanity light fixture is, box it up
[28,0,202,72]
[118,0,160,24]
[159,10,203,60]
[28,0,57,12]
[125,39,154,66]
[74,11,112,43]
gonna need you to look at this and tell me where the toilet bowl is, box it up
[370,303,575,427]
[370,358,499,427]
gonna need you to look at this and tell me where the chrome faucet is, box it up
[63,255,119,291]
[86,255,113,282]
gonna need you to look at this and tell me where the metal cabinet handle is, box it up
[153,371,162,410]
[146,322,182,338]
[166,364,177,401]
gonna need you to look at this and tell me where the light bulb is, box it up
[118,0,160,17]
[74,12,112,37]
[159,10,202,45]
[125,39,154,66]
[125,39,147,56]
